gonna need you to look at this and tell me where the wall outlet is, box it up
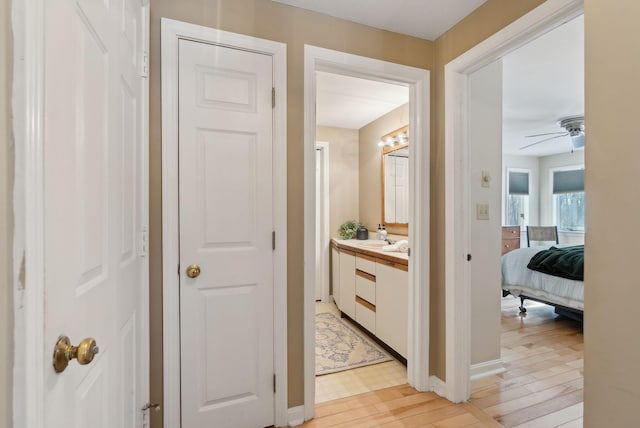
[476,203,490,220]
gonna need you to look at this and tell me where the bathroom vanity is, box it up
[330,238,408,360]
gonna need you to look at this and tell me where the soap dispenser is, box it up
[379,224,388,241]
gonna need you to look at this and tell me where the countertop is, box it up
[331,238,409,266]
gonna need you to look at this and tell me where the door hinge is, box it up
[272,87,275,108]
[408,248,411,257]
[141,402,160,428]
[467,254,472,261]
[273,374,276,393]
[177,264,180,275]
[137,227,149,257]
[272,231,276,250]
[140,51,149,78]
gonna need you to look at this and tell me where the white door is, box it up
[42,0,148,427]
[178,39,275,427]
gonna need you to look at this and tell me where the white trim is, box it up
[315,141,331,303]
[287,405,305,427]
[161,19,288,428]
[20,0,45,426]
[444,0,584,403]
[429,376,448,398]
[303,45,430,421]
[469,359,506,381]
[139,1,151,415]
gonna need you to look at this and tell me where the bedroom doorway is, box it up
[303,45,431,420]
[444,0,584,403]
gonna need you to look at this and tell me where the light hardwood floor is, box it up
[301,296,583,427]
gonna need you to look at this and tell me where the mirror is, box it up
[381,126,409,225]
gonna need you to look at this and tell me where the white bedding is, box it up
[502,246,584,311]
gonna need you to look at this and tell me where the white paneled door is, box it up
[42,0,148,427]
[178,39,275,427]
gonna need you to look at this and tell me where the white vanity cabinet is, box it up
[331,246,341,307]
[375,260,408,358]
[338,249,356,319]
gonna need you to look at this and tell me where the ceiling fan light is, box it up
[571,134,585,149]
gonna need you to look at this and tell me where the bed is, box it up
[501,245,584,321]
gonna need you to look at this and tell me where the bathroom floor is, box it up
[315,301,407,403]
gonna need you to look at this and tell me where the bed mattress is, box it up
[502,246,584,311]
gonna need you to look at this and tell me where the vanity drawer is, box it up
[356,254,376,275]
[355,273,376,304]
[355,297,376,334]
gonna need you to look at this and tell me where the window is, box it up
[506,170,529,228]
[553,168,585,231]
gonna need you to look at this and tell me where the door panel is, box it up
[43,0,147,426]
[178,39,275,427]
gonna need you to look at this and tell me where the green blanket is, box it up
[526,245,584,281]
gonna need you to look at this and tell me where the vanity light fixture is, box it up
[378,126,409,148]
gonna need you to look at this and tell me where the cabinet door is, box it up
[339,251,356,319]
[376,262,408,358]
[331,247,340,307]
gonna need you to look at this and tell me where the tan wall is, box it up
[316,126,360,238]
[0,0,13,425]
[583,0,640,426]
[149,0,435,422]
[431,0,546,379]
[359,103,409,236]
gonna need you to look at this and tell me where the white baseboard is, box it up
[469,359,505,381]
[287,405,305,427]
[429,375,447,397]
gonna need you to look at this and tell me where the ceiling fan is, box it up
[520,115,585,151]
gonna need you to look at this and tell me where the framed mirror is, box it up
[381,126,409,226]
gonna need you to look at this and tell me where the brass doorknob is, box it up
[53,335,99,373]
[186,264,201,278]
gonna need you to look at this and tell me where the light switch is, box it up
[476,204,490,220]
[481,171,491,188]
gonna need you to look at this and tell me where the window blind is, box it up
[553,169,584,194]
[508,171,529,195]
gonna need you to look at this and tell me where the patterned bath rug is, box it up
[315,312,392,375]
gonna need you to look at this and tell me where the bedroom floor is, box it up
[469,296,584,427]
[302,296,584,427]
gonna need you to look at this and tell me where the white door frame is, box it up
[16,0,151,427]
[160,19,288,428]
[444,0,584,403]
[315,141,331,303]
[303,45,430,420]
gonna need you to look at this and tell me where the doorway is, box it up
[303,45,431,419]
[444,0,584,403]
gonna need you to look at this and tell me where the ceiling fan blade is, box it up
[524,131,568,138]
[519,133,568,150]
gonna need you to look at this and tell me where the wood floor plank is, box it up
[302,297,583,428]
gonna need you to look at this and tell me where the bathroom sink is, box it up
[358,240,388,249]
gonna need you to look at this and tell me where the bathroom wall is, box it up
[316,126,360,237]
[359,103,410,236]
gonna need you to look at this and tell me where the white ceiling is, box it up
[502,15,584,156]
[300,2,583,158]
[272,0,487,41]
[316,72,409,129]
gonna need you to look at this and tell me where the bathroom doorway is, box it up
[303,45,431,419]
[313,74,410,403]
